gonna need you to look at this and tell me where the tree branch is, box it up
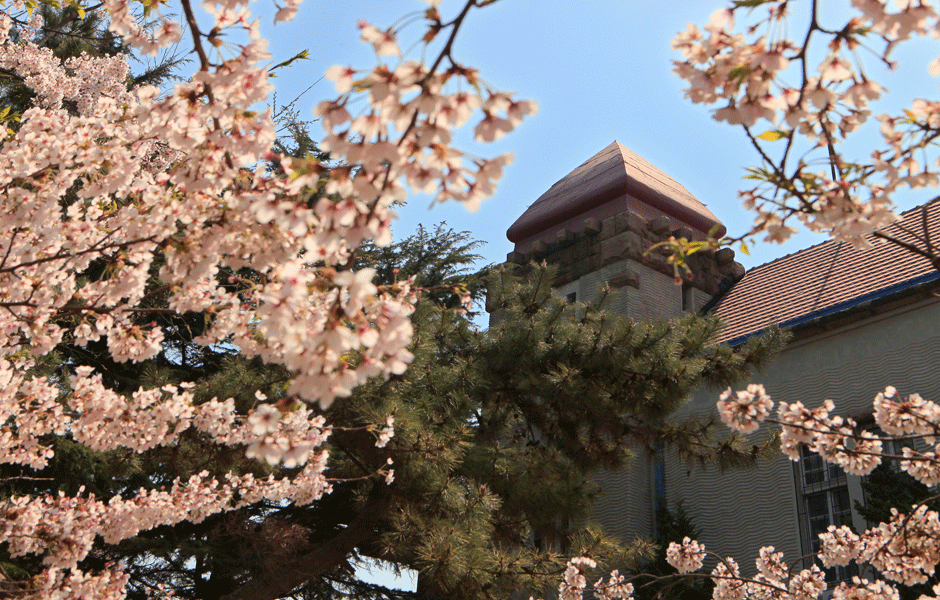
[220,480,392,600]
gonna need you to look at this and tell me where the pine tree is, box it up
[0,4,187,119]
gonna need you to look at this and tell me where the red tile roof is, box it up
[712,200,940,345]
[506,142,726,246]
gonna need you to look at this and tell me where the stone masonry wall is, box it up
[502,210,745,304]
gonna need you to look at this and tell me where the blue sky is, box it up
[244,0,940,275]
[235,0,940,591]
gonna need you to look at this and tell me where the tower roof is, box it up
[507,141,725,246]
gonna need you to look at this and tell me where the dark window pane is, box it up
[833,488,851,513]
[807,492,829,519]
[802,451,826,485]
[829,461,846,481]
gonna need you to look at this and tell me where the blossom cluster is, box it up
[314,23,534,213]
[660,385,940,598]
[543,4,940,600]
[664,539,878,600]
[0,0,534,596]
[544,384,940,600]
[672,1,940,247]
[720,384,940,482]
[717,383,772,434]
[665,536,705,574]
[542,557,634,600]
[2,461,331,575]
[815,518,939,588]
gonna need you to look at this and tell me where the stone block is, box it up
[555,268,574,287]
[628,211,648,232]
[626,231,647,257]
[575,250,599,276]
[616,211,647,234]
[583,255,600,273]
[601,231,645,265]
[506,251,526,264]
[704,275,721,295]
[688,253,716,277]
[715,248,736,265]
[648,215,671,235]
[582,218,601,235]
[609,269,640,289]
[600,237,625,265]
[531,240,549,255]
[673,226,693,240]
[644,249,669,270]
[600,216,617,239]
[485,291,499,313]
[556,228,575,247]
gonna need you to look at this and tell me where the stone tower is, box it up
[500,141,744,322]
[497,141,746,543]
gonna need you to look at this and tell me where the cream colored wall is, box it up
[692,287,712,313]
[556,259,684,322]
[591,453,657,544]
[624,262,683,322]
[664,296,940,573]
[555,260,685,545]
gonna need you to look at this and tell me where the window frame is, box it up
[793,445,863,584]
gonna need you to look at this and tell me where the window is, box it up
[795,446,859,583]
[681,284,694,312]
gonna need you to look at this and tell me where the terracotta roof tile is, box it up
[711,200,940,345]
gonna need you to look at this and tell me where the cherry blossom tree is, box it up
[670,5,940,598]
[652,3,940,599]
[664,0,940,270]
[0,2,778,597]
[0,0,538,596]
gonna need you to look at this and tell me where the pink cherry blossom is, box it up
[717,383,772,434]
[0,0,536,595]
[666,537,706,574]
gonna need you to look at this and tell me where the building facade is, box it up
[500,141,940,574]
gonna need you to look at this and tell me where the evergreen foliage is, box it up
[632,502,712,600]
[356,223,487,310]
[0,5,187,119]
